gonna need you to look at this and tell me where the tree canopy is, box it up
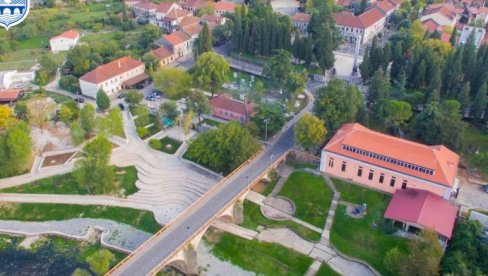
[193,52,230,97]
[153,68,192,99]
[294,112,327,150]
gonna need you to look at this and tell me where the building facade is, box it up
[320,123,460,200]
[333,7,387,44]
[49,30,80,53]
[209,94,255,124]
[79,57,147,98]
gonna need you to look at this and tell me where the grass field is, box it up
[279,171,334,228]
[157,137,182,154]
[202,118,224,127]
[0,203,160,233]
[261,179,278,196]
[316,264,340,276]
[0,166,138,197]
[330,178,409,275]
[210,232,313,276]
[240,200,321,242]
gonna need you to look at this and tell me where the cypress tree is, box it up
[413,60,426,88]
[304,36,313,68]
[472,82,487,120]
[390,42,403,81]
[426,68,442,103]
[458,81,471,111]
[359,49,371,82]
[449,28,457,46]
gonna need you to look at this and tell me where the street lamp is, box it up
[264,118,270,141]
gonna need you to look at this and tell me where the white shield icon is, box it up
[0,0,30,31]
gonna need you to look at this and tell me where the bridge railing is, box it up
[106,147,265,275]
[146,148,291,275]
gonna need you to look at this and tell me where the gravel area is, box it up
[0,218,152,252]
[198,242,255,276]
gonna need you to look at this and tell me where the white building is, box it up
[458,26,486,48]
[49,30,80,53]
[291,12,312,36]
[333,7,387,45]
[420,4,460,28]
[0,70,35,90]
[79,56,148,98]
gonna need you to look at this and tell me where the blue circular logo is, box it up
[0,0,30,30]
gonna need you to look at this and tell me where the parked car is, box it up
[118,103,125,111]
[117,93,126,99]
[75,97,85,103]
[483,184,488,193]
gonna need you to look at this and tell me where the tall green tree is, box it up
[187,90,211,124]
[153,68,192,99]
[472,82,487,121]
[294,112,327,150]
[374,99,412,128]
[368,68,391,103]
[314,79,364,133]
[360,50,372,82]
[426,67,442,103]
[253,102,286,136]
[304,36,313,68]
[195,22,213,58]
[0,121,31,178]
[74,135,114,194]
[86,249,115,276]
[96,89,110,111]
[263,49,293,88]
[400,230,443,276]
[193,52,230,98]
[80,104,95,137]
[313,26,335,73]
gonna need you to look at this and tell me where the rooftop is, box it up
[213,1,236,12]
[151,45,174,60]
[80,56,144,84]
[156,2,179,14]
[384,188,457,238]
[209,94,256,116]
[164,30,192,46]
[291,12,312,22]
[50,30,80,41]
[333,7,386,29]
[0,88,22,102]
[323,123,460,187]
[133,1,158,10]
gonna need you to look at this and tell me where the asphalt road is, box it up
[111,126,295,275]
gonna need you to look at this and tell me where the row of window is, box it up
[341,144,435,176]
[329,158,408,189]
[340,26,363,33]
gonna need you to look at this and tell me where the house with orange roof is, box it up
[333,7,387,44]
[291,12,312,35]
[200,14,226,27]
[132,1,158,18]
[79,57,148,98]
[375,0,401,18]
[150,2,185,30]
[151,45,177,67]
[209,94,256,124]
[0,89,24,104]
[49,30,80,53]
[162,30,193,58]
[320,123,460,200]
[213,1,236,16]
[421,4,462,28]
[180,0,209,13]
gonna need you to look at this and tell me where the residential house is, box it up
[333,7,387,44]
[132,1,158,18]
[213,1,236,16]
[384,188,457,242]
[421,4,461,28]
[291,12,312,35]
[161,31,193,58]
[151,45,177,67]
[0,89,24,104]
[270,0,299,16]
[0,70,35,90]
[200,14,226,27]
[375,0,402,19]
[79,56,148,98]
[150,2,186,31]
[180,0,209,13]
[209,94,256,124]
[320,123,460,200]
[49,30,80,53]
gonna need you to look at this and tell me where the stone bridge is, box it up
[0,6,26,15]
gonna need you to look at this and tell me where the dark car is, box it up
[117,93,127,99]
[483,184,488,193]
[118,103,125,111]
[75,97,85,103]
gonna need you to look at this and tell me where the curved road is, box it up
[110,90,314,275]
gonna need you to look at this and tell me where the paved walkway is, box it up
[270,163,294,196]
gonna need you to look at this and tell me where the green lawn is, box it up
[240,200,321,242]
[462,126,488,178]
[286,159,318,170]
[156,137,182,154]
[330,178,409,275]
[316,264,340,276]
[17,36,50,50]
[210,232,313,276]
[0,166,138,197]
[22,90,73,104]
[279,171,334,228]
[0,203,160,233]
[261,179,278,196]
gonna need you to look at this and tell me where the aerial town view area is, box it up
[0,0,487,275]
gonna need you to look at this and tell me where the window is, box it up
[368,170,374,180]
[401,180,408,189]
[379,173,384,184]
[328,158,334,168]
[341,161,347,172]
[357,166,363,177]
[390,177,396,187]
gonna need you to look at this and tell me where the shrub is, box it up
[137,126,148,138]
[149,139,161,150]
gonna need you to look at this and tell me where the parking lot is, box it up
[456,178,488,211]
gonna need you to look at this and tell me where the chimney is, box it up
[117,60,121,68]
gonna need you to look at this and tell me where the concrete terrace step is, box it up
[134,181,208,195]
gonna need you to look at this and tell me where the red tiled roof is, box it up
[123,73,149,87]
[164,30,192,46]
[337,0,354,7]
[209,94,255,117]
[179,15,201,28]
[165,8,191,20]
[384,188,457,238]
[213,1,236,12]
[151,45,174,60]
[291,12,312,23]
[422,19,442,32]
[333,11,364,28]
[50,30,79,41]
[79,56,144,84]
[156,2,178,14]
[440,32,452,42]
[182,24,202,36]
[323,123,460,187]
[358,7,386,28]
[182,0,208,9]
[201,14,224,23]
[134,1,158,10]
[0,89,22,102]
[375,0,397,13]
[424,4,460,21]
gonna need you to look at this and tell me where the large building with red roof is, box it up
[49,30,80,53]
[333,7,387,44]
[384,188,458,240]
[79,56,148,98]
[209,94,256,124]
[320,123,460,199]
